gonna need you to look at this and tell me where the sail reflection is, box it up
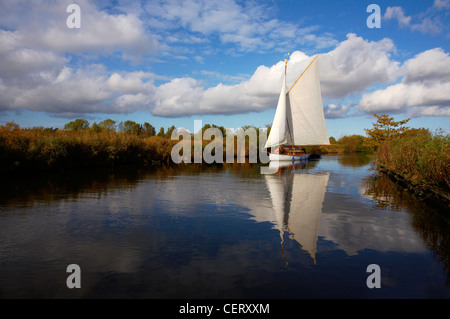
[262,162,329,264]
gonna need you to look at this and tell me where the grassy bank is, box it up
[0,124,176,173]
[376,129,449,199]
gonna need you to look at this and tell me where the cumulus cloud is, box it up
[318,34,400,99]
[357,48,450,116]
[324,104,351,119]
[149,34,401,117]
[0,0,158,114]
[0,1,449,120]
[0,0,156,58]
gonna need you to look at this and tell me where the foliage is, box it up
[362,113,449,196]
[0,122,176,173]
[364,113,411,151]
[376,128,449,194]
[321,134,370,154]
[64,119,90,131]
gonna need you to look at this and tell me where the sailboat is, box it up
[264,54,329,161]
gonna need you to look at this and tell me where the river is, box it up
[0,154,449,298]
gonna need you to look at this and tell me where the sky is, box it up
[0,0,449,138]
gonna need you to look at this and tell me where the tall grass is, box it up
[0,124,176,173]
[376,129,449,194]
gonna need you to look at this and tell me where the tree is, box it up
[64,119,89,131]
[364,114,410,150]
[123,120,142,135]
[89,122,102,133]
[157,127,165,137]
[142,122,156,137]
[338,135,368,153]
[165,125,176,138]
[100,119,116,132]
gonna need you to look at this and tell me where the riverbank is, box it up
[375,129,449,210]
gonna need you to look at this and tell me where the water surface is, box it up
[0,155,449,298]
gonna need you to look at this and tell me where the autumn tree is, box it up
[142,122,156,137]
[157,127,165,137]
[164,125,176,138]
[89,122,102,133]
[100,119,116,132]
[64,119,89,131]
[122,120,142,135]
[364,113,411,150]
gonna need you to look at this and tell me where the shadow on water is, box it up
[363,173,450,285]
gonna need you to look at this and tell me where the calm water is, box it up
[0,155,449,298]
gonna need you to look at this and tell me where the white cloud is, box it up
[410,18,443,36]
[384,7,411,27]
[384,5,445,35]
[358,48,450,116]
[0,1,448,120]
[107,72,152,94]
[409,106,450,117]
[402,48,450,83]
[0,0,158,114]
[148,34,401,117]
[0,30,412,119]
[434,0,450,10]
[324,104,351,119]
[319,34,400,99]
[144,0,337,53]
[0,0,156,59]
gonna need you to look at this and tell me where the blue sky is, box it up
[0,0,449,138]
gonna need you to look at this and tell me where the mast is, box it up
[284,53,295,150]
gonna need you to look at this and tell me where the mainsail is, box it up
[265,55,329,149]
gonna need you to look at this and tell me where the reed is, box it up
[0,123,176,173]
[376,129,449,195]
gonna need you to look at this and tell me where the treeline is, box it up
[0,121,177,173]
[320,135,371,154]
[0,119,259,173]
[63,118,175,138]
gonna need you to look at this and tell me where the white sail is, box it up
[287,56,329,146]
[264,73,288,149]
[265,55,329,149]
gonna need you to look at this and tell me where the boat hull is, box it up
[269,153,310,161]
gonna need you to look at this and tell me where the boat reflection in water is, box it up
[261,161,329,264]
